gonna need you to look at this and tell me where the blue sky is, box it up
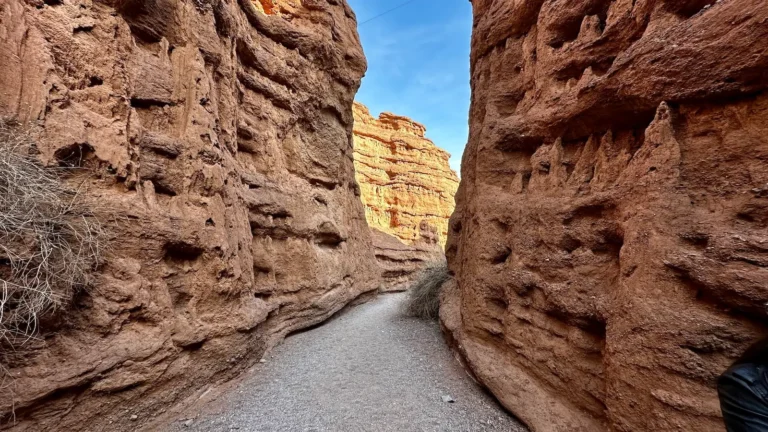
[346,0,472,174]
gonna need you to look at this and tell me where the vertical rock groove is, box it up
[444,1,768,431]
[0,0,378,430]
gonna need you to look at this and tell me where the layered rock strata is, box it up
[352,102,459,247]
[0,0,377,430]
[372,221,445,293]
[445,1,768,431]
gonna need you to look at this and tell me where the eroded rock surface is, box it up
[372,221,445,293]
[353,102,459,247]
[0,0,377,430]
[445,1,768,431]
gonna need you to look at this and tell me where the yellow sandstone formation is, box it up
[352,102,459,247]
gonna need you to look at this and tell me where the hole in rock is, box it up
[150,179,178,197]
[666,0,717,18]
[521,172,532,190]
[315,232,345,249]
[182,340,206,351]
[451,220,462,233]
[73,24,94,34]
[54,142,95,168]
[591,227,624,256]
[72,289,93,310]
[546,3,611,49]
[130,97,172,109]
[548,307,607,339]
[629,128,646,157]
[490,246,512,264]
[592,56,616,77]
[309,178,338,190]
[560,234,583,253]
[314,195,328,206]
[164,241,204,262]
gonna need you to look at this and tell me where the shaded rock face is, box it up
[372,221,445,293]
[445,1,768,431]
[352,102,459,247]
[0,0,377,430]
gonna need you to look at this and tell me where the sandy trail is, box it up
[167,293,526,432]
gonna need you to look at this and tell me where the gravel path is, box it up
[168,293,527,432]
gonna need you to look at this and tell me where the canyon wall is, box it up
[444,1,768,431]
[353,102,457,291]
[371,222,443,292]
[352,102,459,247]
[0,0,378,430]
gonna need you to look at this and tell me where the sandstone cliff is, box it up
[352,102,459,247]
[444,1,768,431]
[0,0,377,430]
[372,221,445,292]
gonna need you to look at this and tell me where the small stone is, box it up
[130,414,138,421]
[259,359,266,363]
[183,419,193,427]
[441,395,455,403]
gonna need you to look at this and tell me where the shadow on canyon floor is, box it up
[157,293,525,432]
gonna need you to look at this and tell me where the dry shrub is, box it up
[0,120,106,350]
[405,263,450,320]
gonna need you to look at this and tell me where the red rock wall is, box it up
[444,1,768,431]
[0,0,378,430]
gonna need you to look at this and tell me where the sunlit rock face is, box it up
[0,0,379,430]
[443,1,768,431]
[352,102,459,247]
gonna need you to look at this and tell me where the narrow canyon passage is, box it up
[164,294,525,432]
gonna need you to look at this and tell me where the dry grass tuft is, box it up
[405,263,450,320]
[0,120,106,350]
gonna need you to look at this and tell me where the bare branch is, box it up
[0,120,106,351]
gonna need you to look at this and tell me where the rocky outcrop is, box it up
[353,102,459,247]
[445,1,768,431]
[0,0,377,430]
[352,103,457,291]
[372,221,444,292]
